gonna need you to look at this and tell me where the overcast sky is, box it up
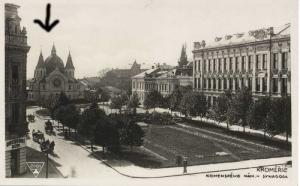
[10,0,295,79]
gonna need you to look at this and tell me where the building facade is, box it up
[5,4,30,177]
[27,45,81,100]
[193,24,291,104]
[110,60,148,78]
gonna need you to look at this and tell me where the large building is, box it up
[27,45,81,100]
[131,45,194,103]
[110,60,148,78]
[5,4,30,177]
[193,24,291,104]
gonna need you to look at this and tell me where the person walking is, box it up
[183,158,188,173]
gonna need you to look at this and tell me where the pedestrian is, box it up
[183,158,188,173]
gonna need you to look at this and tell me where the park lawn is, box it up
[134,123,291,168]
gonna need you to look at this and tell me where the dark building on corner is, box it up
[5,4,30,177]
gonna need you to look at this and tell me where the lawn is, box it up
[130,122,291,168]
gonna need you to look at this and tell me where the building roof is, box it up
[132,68,158,78]
[195,24,290,50]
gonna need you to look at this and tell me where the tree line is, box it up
[40,91,145,158]
[141,87,291,142]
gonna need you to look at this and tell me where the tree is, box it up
[211,90,233,129]
[228,86,253,133]
[265,96,291,143]
[170,89,183,113]
[58,91,70,106]
[127,92,140,114]
[54,105,66,131]
[62,104,80,140]
[110,93,129,113]
[36,95,46,109]
[120,119,145,156]
[247,96,271,138]
[80,102,107,151]
[161,95,171,110]
[179,91,207,118]
[94,120,120,158]
[43,94,60,120]
[143,89,163,111]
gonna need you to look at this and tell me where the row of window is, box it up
[195,53,288,72]
[194,78,287,93]
[36,70,46,76]
[28,93,78,100]
[133,82,179,92]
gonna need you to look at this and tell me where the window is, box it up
[204,79,206,89]
[235,78,239,90]
[273,78,278,93]
[248,78,252,90]
[235,57,239,70]
[213,59,216,71]
[241,78,244,88]
[12,66,19,85]
[12,103,19,124]
[219,59,222,71]
[229,78,233,90]
[208,60,211,71]
[282,52,287,68]
[207,96,211,108]
[208,79,211,89]
[256,55,261,69]
[194,78,197,88]
[230,57,233,70]
[224,58,227,70]
[43,85,45,90]
[262,78,267,92]
[69,85,71,90]
[198,78,201,88]
[213,79,216,90]
[15,26,18,34]
[242,56,246,70]
[248,56,253,70]
[256,78,260,91]
[198,60,201,71]
[218,78,221,89]
[204,60,207,71]
[263,54,267,69]
[282,78,287,93]
[69,95,71,99]
[224,79,227,89]
[273,53,278,69]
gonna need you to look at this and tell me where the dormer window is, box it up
[225,35,232,40]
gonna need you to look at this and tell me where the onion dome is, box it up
[44,44,65,74]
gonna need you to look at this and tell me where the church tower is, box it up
[178,44,188,68]
[34,51,46,77]
[65,51,75,78]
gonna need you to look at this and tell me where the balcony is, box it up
[5,33,28,46]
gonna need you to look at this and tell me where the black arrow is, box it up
[34,4,59,32]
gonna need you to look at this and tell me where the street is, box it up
[27,106,127,179]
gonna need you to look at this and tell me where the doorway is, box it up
[10,150,19,177]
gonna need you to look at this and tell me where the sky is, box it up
[8,0,296,79]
